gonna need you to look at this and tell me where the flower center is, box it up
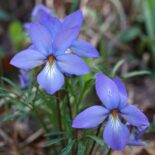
[111,109,119,118]
[48,55,55,64]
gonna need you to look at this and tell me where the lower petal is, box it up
[127,133,145,146]
[57,54,90,75]
[103,116,130,150]
[121,105,149,127]
[128,139,145,146]
[37,62,64,94]
[72,105,109,128]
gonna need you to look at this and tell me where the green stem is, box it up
[0,60,4,86]
[55,92,66,148]
[56,92,62,131]
[66,93,72,120]
[89,125,102,155]
[76,80,88,113]
[32,103,48,132]
[107,148,112,155]
[31,84,48,132]
[65,77,72,119]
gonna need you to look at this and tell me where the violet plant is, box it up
[72,73,149,150]
[0,4,150,155]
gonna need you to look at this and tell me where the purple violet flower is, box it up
[11,9,99,94]
[19,69,30,89]
[37,8,99,58]
[72,73,149,150]
[10,21,91,94]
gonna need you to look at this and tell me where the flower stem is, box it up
[89,124,102,155]
[67,96,72,119]
[65,77,72,119]
[56,92,66,148]
[56,92,62,131]
[107,148,112,155]
[0,60,4,86]
[32,103,48,132]
[31,84,48,132]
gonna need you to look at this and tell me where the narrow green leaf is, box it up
[1,77,18,88]
[86,135,105,147]
[78,79,94,106]
[44,137,66,147]
[0,93,8,97]
[143,0,155,67]
[111,59,125,78]
[77,142,85,155]
[86,135,108,149]
[0,87,10,92]
[122,70,151,79]
[60,139,76,155]
[121,27,141,42]
[45,130,64,137]
[143,0,155,38]
[69,0,80,13]
[1,113,16,122]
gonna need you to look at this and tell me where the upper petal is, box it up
[53,27,80,56]
[70,40,99,58]
[39,11,62,39]
[10,49,45,69]
[62,10,83,30]
[31,4,51,21]
[72,105,109,128]
[28,23,53,56]
[95,73,120,110]
[121,105,149,127]
[37,62,64,94]
[57,54,90,75]
[103,116,130,150]
[114,77,128,108]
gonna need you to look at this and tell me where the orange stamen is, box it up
[48,55,55,64]
[111,109,118,118]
